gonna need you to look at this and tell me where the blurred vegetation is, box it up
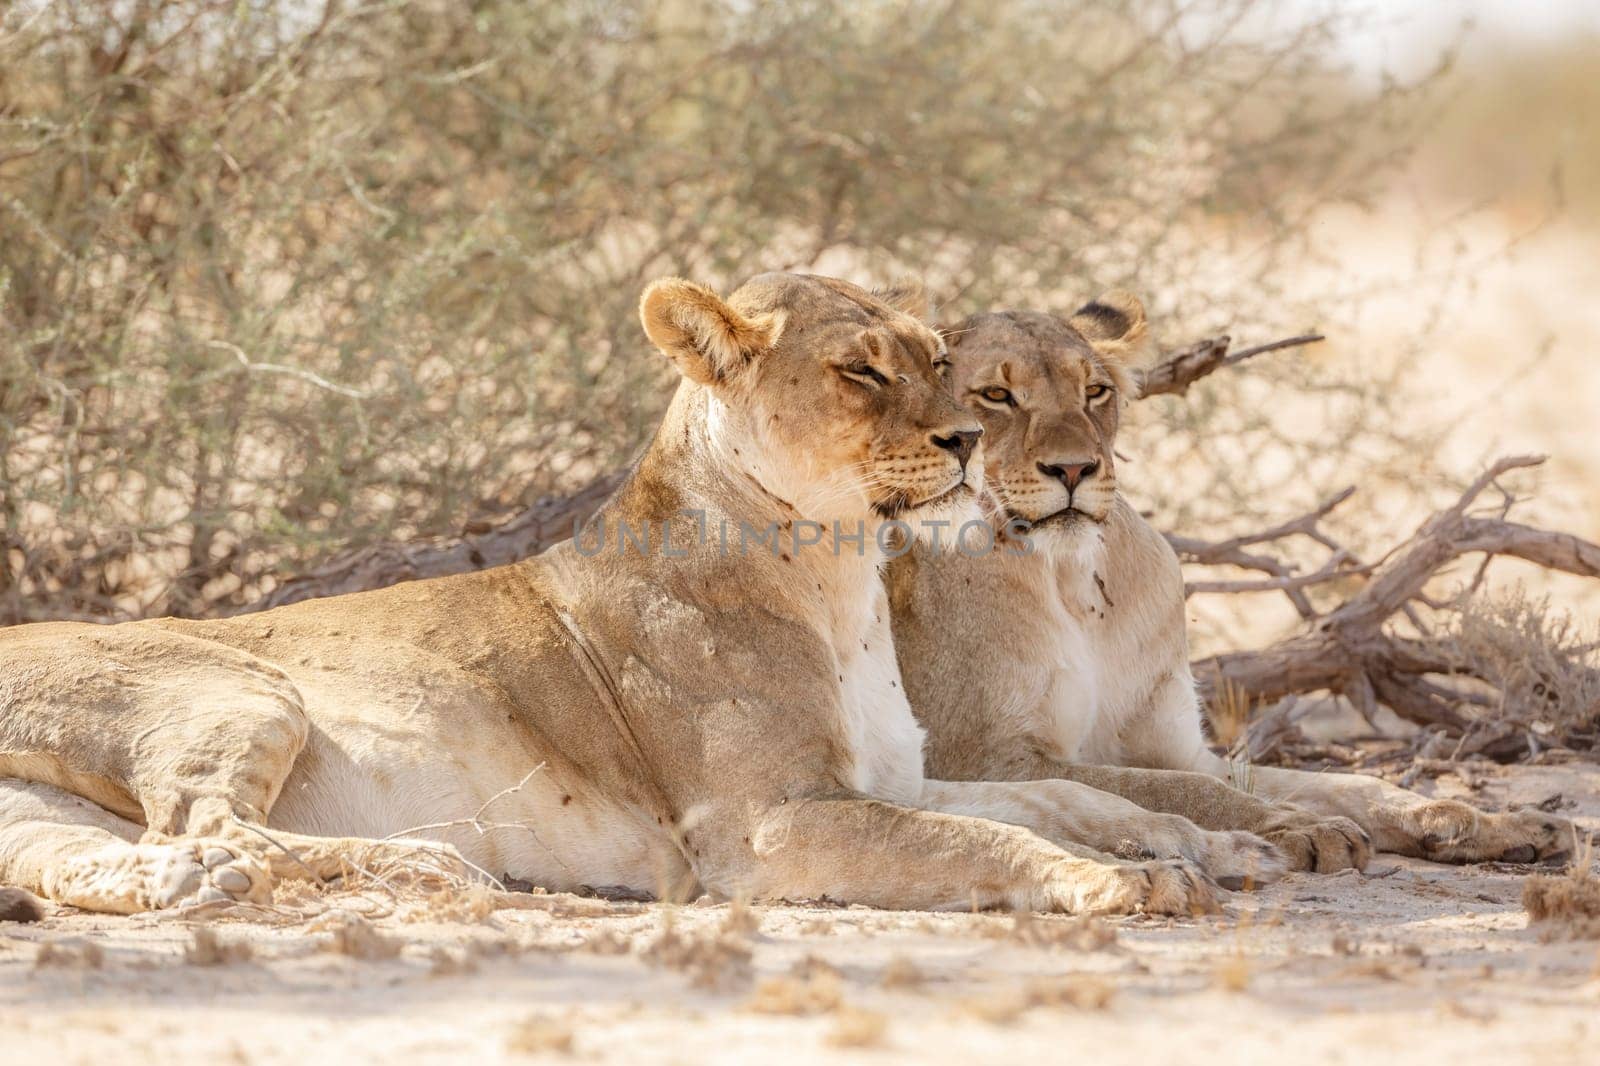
[1421,33,1600,228]
[0,0,1436,622]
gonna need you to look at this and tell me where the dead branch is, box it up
[1165,486,1359,618]
[244,472,624,612]
[1137,332,1324,397]
[1193,455,1600,758]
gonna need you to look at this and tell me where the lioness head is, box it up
[942,292,1147,533]
[641,273,983,534]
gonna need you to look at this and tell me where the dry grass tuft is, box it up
[1522,835,1600,940]
[720,897,761,937]
[826,1006,890,1049]
[991,909,1118,951]
[642,914,753,989]
[879,955,924,989]
[1023,976,1116,1011]
[185,926,254,966]
[1212,953,1253,992]
[505,1015,575,1056]
[580,928,635,956]
[1207,680,1256,753]
[966,974,1117,1024]
[427,945,481,977]
[746,970,845,1016]
[400,883,499,925]
[313,911,402,961]
[34,938,104,969]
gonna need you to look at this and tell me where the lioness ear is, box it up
[872,278,931,322]
[1069,290,1148,355]
[640,277,784,386]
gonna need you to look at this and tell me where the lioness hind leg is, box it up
[1240,763,1578,865]
[0,622,461,904]
[0,778,269,914]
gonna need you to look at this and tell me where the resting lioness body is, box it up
[890,299,1576,869]
[1,273,1255,918]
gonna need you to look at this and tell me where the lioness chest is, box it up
[832,578,926,805]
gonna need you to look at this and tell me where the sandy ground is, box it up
[2,762,1596,1066]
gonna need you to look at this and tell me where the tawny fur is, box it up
[890,300,1577,873]
[0,274,1223,918]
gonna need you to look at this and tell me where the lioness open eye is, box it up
[1085,383,1113,403]
[841,363,890,388]
[977,386,1015,408]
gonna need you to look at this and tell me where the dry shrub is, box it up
[312,911,402,961]
[642,914,753,990]
[1434,590,1600,752]
[34,938,104,969]
[505,1015,575,1057]
[185,925,254,966]
[1522,837,1600,940]
[0,0,1434,625]
[746,971,845,1017]
[826,1007,890,1049]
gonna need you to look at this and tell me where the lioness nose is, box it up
[1038,460,1099,491]
[932,428,982,469]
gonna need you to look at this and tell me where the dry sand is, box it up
[2,761,1595,1066]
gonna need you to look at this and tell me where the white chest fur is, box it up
[1033,529,1130,763]
[832,576,927,804]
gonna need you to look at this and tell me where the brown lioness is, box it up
[889,296,1577,870]
[0,273,1244,917]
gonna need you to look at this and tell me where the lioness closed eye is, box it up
[889,296,1576,871]
[0,272,1221,917]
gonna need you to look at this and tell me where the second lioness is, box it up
[889,296,1575,870]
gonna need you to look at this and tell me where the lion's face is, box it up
[642,273,983,529]
[942,294,1146,530]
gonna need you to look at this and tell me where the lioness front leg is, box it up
[1038,763,1371,874]
[0,778,271,914]
[919,779,1288,890]
[725,794,1218,915]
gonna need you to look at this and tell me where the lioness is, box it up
[0,273,1248,918]
[890,296,1576,869]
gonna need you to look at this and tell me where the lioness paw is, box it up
[50,839,271,914]
[1413,803,1577,865]
[1061,859,1220,917]
[1197,830,1291,890]
[1261,813,1371,874]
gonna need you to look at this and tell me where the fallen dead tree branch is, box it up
[247,473,624,611]
[1192,455,1600,759]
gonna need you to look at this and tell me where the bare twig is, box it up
[1138,332,1324,398]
